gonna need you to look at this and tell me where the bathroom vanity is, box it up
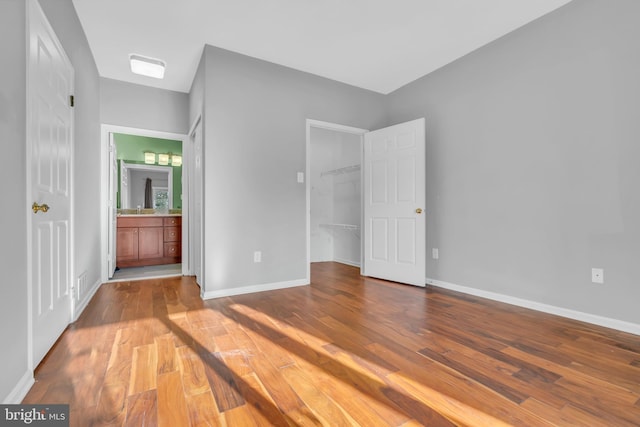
[116,214,181,268]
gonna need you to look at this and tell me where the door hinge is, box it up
[69,95,75,107]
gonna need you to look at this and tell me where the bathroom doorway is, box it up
[101,125,189,283]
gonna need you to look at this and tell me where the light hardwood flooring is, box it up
[23,262,640,426]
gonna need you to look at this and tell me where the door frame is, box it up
[100,125,189,282]
[26,0,75,372]
[187,114,204,292]
[305,119,368,282]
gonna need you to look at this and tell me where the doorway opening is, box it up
[306,120,368,281]
[101,125,189,283]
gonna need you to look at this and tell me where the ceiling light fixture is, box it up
[129,54,166,79]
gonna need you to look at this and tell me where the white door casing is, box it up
[189,117,204,287]
[108,133,117,278]
[27,0,74,367]
[363,118,426,286]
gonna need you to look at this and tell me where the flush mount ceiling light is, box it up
[129,54,166,79]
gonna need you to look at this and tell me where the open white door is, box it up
[363,118,426,286]
[107,133,117,278]
[28,0,74,366]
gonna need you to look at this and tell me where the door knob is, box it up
[415,208,423,214]
[32,202,50,214]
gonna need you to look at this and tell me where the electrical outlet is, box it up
[591,268,604,284]
[432,248,439,260]
[254,251,262,263]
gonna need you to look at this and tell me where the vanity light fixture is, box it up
[171,155,182,167]
[144,152,156,164]
[129,54,166,79]
[158,153,170,166]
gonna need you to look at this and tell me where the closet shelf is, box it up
[320,164,360,177]
[319,223,360,231]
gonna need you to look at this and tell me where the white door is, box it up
[28,0,74,366]
[190,119,204,286]
[363,118,425,286]
[108,134,117,278]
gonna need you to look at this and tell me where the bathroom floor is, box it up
[109,263,182,282]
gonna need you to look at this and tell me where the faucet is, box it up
[137,205,141,214]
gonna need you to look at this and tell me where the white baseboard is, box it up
[73,278,101,322]
[334,258,361,268]
[2,371,34,404]
[203,278,308,300]
[426,277,640,336]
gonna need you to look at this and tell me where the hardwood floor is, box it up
[23,262,640,426]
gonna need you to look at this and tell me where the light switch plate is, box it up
[297,172,304,183]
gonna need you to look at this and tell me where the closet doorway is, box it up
[307,120,367,278]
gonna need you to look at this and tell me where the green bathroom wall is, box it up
[114,133,182,209]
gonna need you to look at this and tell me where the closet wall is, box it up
[310,127,362,266]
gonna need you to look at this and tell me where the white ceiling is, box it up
[71,0,572,94]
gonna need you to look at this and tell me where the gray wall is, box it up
[188,53,206,128]
[39,0,102,319]
[199,45,387,293]
[0,0,101,403]
[0,0,28,403]
[101,77,190,134]
[387,0,640,324]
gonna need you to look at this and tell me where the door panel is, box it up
[364,118,425,286]
[29,0,74,367]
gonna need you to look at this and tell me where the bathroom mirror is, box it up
[120,161,173,209]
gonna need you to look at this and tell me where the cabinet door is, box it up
[138,227,164,259]
[116,228,138,261]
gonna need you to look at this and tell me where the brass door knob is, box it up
[415,208,423,214]
[32,202,50,214]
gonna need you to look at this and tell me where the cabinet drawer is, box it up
[163,217,182,227]
[164,226,181,242]
[118,217,163,228]
[164,242,181,258]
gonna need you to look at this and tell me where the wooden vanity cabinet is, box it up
[116,216,181,267]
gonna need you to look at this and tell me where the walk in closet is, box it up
[310,127,362,267]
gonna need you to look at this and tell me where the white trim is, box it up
[202,279,308,300]
[187,114,203,287]
[100,124,189,282]
[426,277,640,336]
[72,279,102,322]
[305,119,368,283]
[2,371,35,404]
[334,258,361,268]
